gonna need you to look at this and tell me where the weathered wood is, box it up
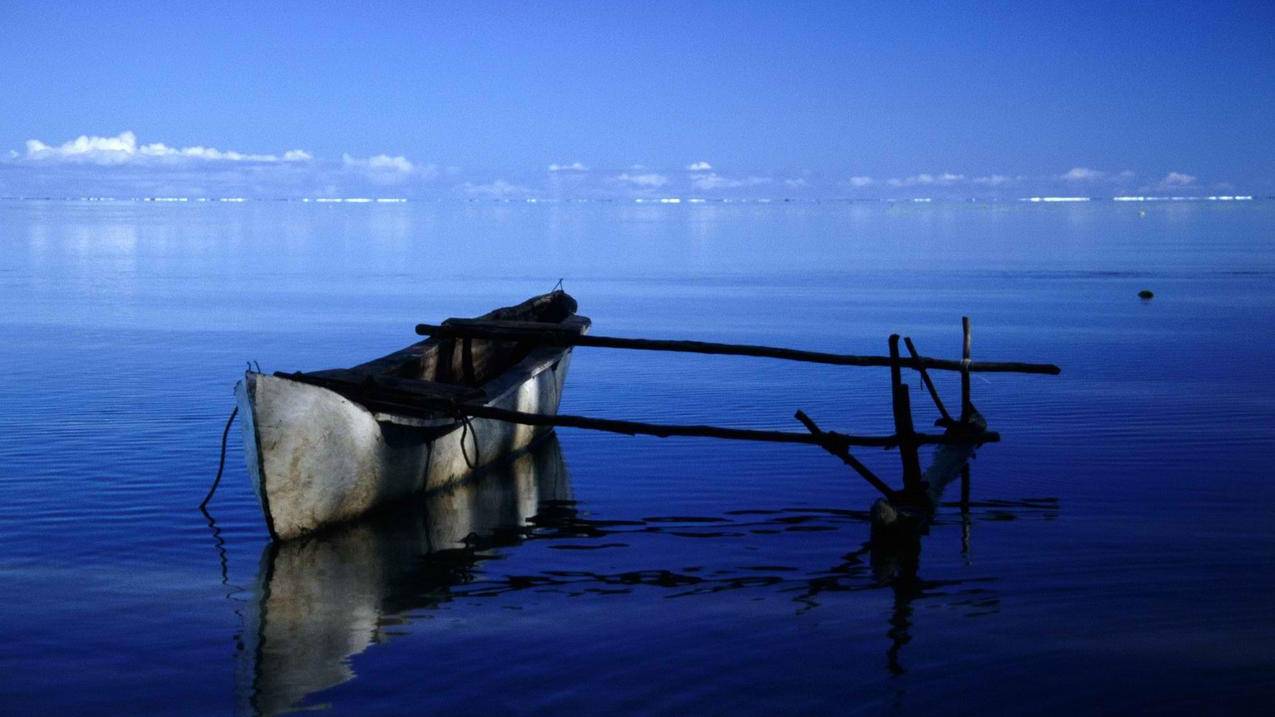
[281,371,999,449]
[442,319,578,332]
[794,410,898,500]
[870,410,990,543]
[894,386,925,492]
[323,380,999,446]
[960,316,972,423]
[888,335,924,494]
[919,411,986,507]
[447,401,999,448]
[888,333,903,388]
[903,336,953,425]
[415,320,1061,375]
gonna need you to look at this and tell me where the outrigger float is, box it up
[231,290,1059,541]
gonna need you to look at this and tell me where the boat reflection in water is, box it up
[236,435,573,716]
[232,434,1054,714]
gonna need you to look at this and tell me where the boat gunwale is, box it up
[263,290,589,427]
[346,290,581,379]
[371,314,590,428]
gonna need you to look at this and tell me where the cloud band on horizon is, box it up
[0,131,1230,200]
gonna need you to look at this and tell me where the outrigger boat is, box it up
[232,289,1058,543]
[236,290,587,540]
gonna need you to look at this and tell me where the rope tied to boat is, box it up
[199,405,239,511]
[448,400,482,470]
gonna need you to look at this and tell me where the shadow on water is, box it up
[223,436,1060,715]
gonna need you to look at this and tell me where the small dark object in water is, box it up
[1138,289,1154,300]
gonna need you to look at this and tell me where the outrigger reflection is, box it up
[231,435,1058,716]
[231,290,1059,542]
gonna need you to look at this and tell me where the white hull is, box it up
[236,345,575,540]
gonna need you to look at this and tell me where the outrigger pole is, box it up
[409,316,1057,530]
[416,319,1061,376]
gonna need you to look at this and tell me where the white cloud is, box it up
[21,131,311,165]
[614,172,668,187]
[2,137,1226,201]
[341,153,431,185]
[691,173,772,190]
[457,179,530,199]
[972,174,1013,186]
[1061,167,1105,182]
[343,153,414,174]
[25,133,136,163]
[886,173,964,187]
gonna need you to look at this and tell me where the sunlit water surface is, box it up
[1,200,1273,714]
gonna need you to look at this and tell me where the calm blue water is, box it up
[1,199,1273,714]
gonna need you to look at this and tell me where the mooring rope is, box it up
[457,411,481,470]
[199,405,239,511]
[445,398,482,470]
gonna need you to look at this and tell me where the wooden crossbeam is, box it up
[794,410,899,500]
[429,401,997,448]
[904,336,954,425]
[415,319,1061,375]
[278,372,1002,448]
[889,335,925,494]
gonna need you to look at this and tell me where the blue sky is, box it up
[1,1,1272,198]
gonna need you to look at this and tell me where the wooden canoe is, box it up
[236,290,588,540]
